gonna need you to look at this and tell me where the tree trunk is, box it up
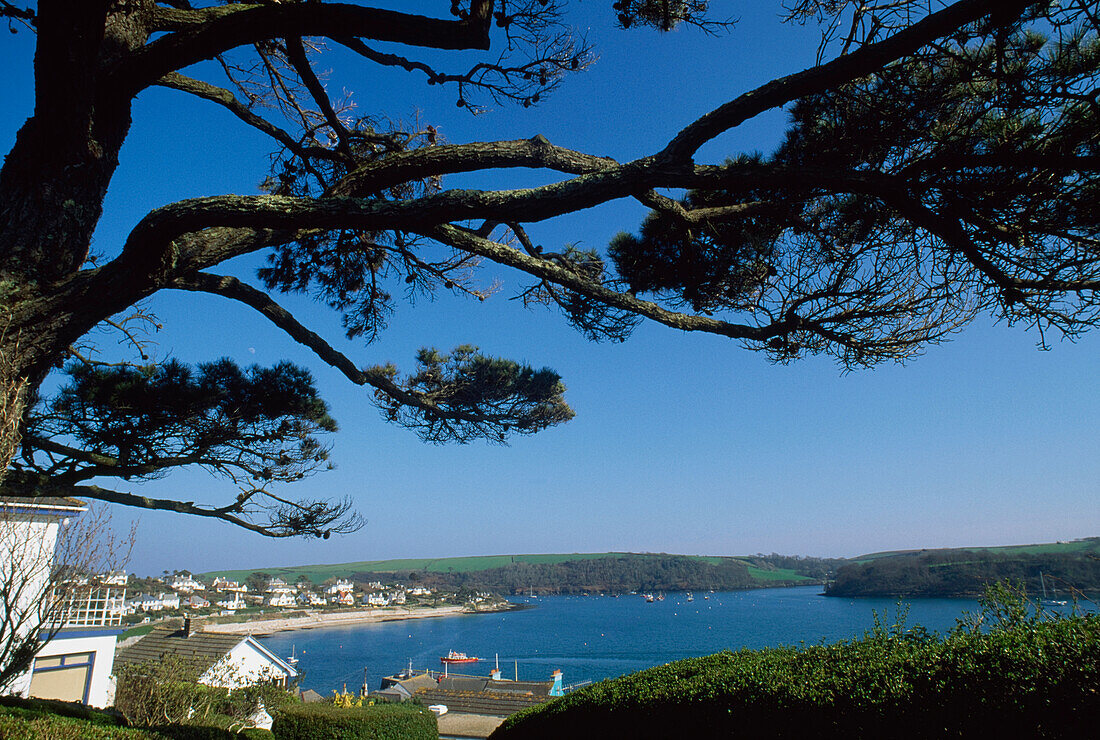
[0,2,154,482]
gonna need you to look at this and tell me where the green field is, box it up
[201,552,629,583]
[201,551,811,586]
[852,537,1100,563]
[744,566,811,582]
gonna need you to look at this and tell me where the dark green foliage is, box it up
[612,1,717,32]
[411,554,757,594]
[26,359,336,484]
[827,545,1100,597]
[12,359,362,538]
[493,587,1100,739]
[0,713,160,739]
[271,703,437,740]
[371,345,573,444]
[143,726,242,740]
[0,694,128,726]
[611,8,1100,366]
[0,696,273,739]
[610,157,789,314]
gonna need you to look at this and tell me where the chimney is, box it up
[550,669,563,696]
[183,617,192,637]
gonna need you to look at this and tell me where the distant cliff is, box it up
[825,540,1100,598]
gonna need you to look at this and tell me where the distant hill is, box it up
[201,552,844,594]
[827,538,1100,598]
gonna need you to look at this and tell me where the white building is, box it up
[266,592,296,608]
[211,577,248,594]
[364,592,389,607]
[167,573,205,593]
[0,496,118,707]
[324,579,354,595]
[129,591,181,612]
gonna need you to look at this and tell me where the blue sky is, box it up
[3,3,1097,575]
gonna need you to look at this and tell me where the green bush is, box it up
[0,694,129,726]
[143,724,245,739]
[114,655,298,729]
[0,712,163,739]
[0,698,268,739]
[271,702,437,740]
[492,585,1100,739]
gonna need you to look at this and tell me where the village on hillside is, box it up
[84,568,505,628]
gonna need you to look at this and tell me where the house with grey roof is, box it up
[115,619,298,689]
[374,666,564,739]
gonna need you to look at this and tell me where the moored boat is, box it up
[440,650,479,664]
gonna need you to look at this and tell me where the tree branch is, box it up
[662,0,1037,159]
[425,224,767,340]
[114,2,494,98]
[155,72,340,162]
[167,271,542,427]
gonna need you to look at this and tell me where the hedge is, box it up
[0,713,165,739]
[0,699,271,739]
[0,694,129,726]
[492,589,1100,739]
[271,702,437,740]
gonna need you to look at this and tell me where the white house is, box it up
[265,592,296,608]
[129,591,181,612]
[330,591,355,606]
[115,620,297,689]
[167,573,206,593]
[265,577,295,594]
[0,496,118,708]
[364,592,389,607]
[211,577,248,594]
[324,579,354,596]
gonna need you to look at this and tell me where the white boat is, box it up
[1040,572,1068,607]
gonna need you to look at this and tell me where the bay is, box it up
[258,586,1037,694]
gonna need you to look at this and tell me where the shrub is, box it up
[271,702,437,740]
[0,694,129,726]
[0,712,162,739]
[143,725,243,740]
[114,655,298,729]
[492,585,1100,740]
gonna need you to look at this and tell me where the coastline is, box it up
[202,603,519,636]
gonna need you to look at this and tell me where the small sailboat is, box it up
[1040,572,1068,607]
[686,592,694,602]
[287,645,299,667]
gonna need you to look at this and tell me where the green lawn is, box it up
[745,566,811,582]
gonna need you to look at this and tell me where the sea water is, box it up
[258,586,1077,694]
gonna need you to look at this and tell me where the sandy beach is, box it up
[202,604,492,635]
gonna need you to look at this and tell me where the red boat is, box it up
[440,650,479,664]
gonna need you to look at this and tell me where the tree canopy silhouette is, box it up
[1,0,1097,536]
